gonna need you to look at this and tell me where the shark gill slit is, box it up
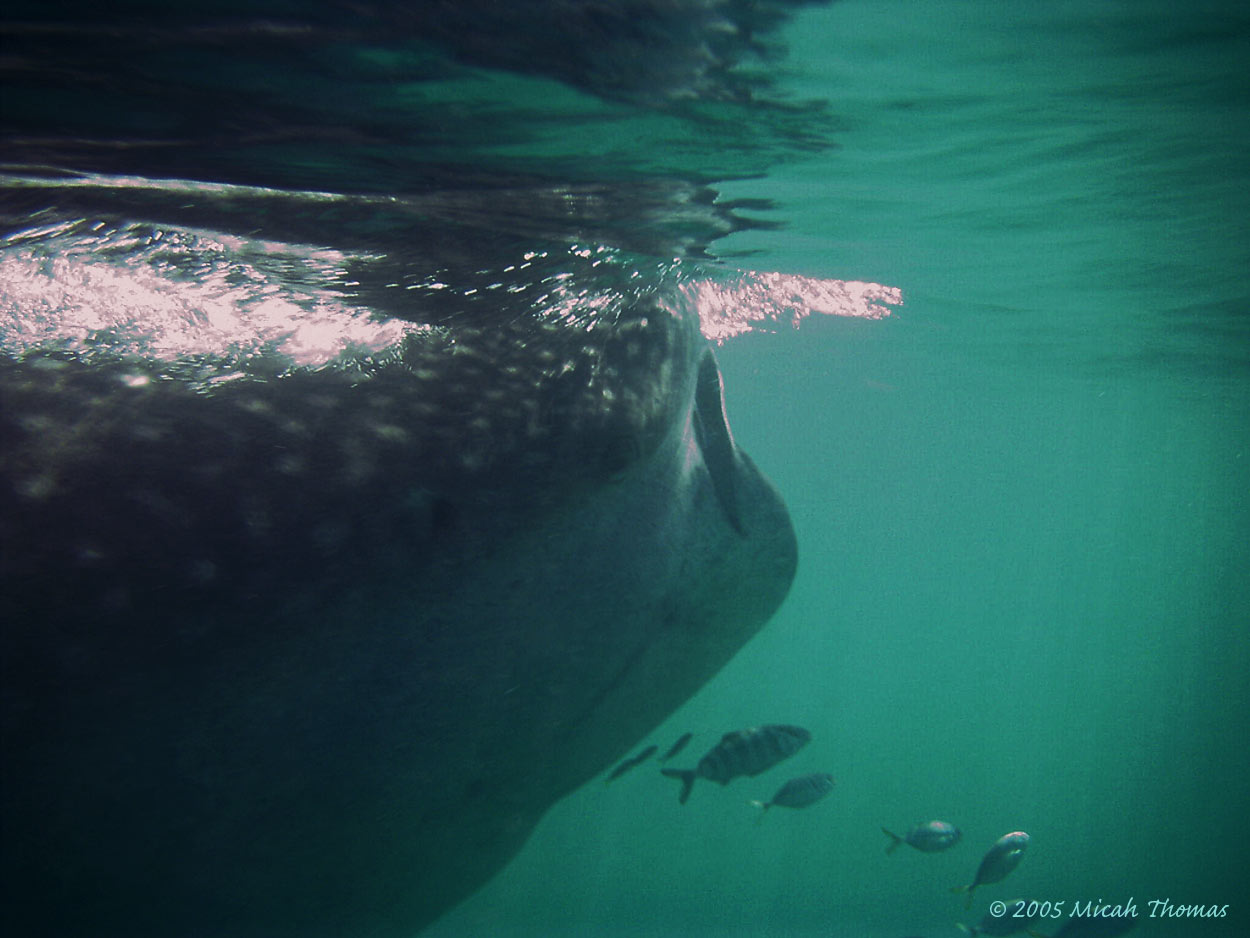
[692,350,744,535]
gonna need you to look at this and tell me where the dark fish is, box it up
[661,724,810,804]
[957,898,1042,936]
[659,732,694,763]
[605,745,657,783]
[953,831,1030,909]
[883,820,962,854]
[750,772,835,815]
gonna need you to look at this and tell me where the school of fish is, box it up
[604,724,1131,937]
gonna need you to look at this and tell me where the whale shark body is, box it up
[0,246,795,936]
[1,2,811,934]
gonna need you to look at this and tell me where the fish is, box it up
[956,898,1042,936]
[659,732,694,763]
[883,820,963,854]
[750,772,835,817]
[0,5,815,934]
[661,724,811,804]
[606,745,658,783]
[952,832,1031,909]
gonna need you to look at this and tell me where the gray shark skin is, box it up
[0,227,797,937]
[0,2,816,932]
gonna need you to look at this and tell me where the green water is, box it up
[426,2,1249,936]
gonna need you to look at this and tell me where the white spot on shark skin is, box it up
[17,474,57,501]
[275,455,306,475]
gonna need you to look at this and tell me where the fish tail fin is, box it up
[749,800,770,824]
[661,768,695,805]
[881,827,904,854]
[955,925,972,936]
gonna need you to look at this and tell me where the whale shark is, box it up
[0,2,812,935]
[0,245,796,938]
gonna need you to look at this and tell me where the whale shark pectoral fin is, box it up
[692,350,744,535]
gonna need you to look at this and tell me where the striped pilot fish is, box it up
[661,724,810,804]
[750,772,835,817]
[952,831,1030,909]
[882,819,962,854]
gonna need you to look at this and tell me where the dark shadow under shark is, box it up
[0,2,820,934]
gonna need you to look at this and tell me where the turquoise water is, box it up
[3,1,1246,935]
[426,2,1249,936]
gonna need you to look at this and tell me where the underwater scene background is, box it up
[425,1,1249,936]
[3,0,1247,936]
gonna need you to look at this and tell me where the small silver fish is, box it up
[750,772,835,817]
[659,732,693,763]
[952,831,1030,909]
[661,724,810,804]
[883,820,962,854]
[604,745,657,784]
